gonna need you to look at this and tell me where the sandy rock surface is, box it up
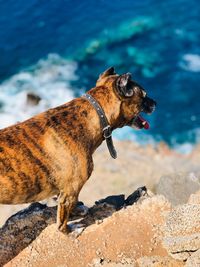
[89,259,136,267]
[163,204,200,261]
[6,196,171,267]
[137,255,184,267]
[185,249,200,267]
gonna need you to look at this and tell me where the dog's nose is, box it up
[143,97,156,107]
[142,97,156,114]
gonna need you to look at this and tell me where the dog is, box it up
[0,67,156,233]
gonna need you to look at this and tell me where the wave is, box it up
[180,54,200,72]
[0,54,78,128]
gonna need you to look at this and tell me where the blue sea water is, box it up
[0,0,200,152]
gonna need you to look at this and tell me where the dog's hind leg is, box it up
[57,191,77,233]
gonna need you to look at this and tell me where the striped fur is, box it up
[0,69,152,233]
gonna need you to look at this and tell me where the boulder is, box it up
[26,92,41,106]
[163,204,200,260]
[156,172,200,205]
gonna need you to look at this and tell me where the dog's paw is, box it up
[57,222,70,234]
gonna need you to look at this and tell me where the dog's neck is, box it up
[84,86,125,155]
[88,86,123,129]
[82,93,118,158]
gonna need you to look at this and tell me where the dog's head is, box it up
[96,67,156,129]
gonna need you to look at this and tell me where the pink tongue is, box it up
[138,116,150,130]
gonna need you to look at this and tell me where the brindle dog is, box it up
[0,67,156,233]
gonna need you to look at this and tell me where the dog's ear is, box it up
[116,73,133,97]
[99,67,116,79]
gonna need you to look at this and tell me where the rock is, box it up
[26,92,41,106]
[0,187,149,266]
[188,190,200,205]
[137,255,184,266]
[163,203,200,261]
[6,196,171,267]
[0,201,89,266]
[0,203,56,266]
[89,258,136,266]
[95,194,125,210]
[101,262,135,267]
[125,186,147,206]
[94,186,148,210]
[185,249,200,267]
[156,172,200,205]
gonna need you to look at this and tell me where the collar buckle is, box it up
[103,125,112,139]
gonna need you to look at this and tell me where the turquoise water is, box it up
[0,0,200,152]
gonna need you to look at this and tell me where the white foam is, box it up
[174,143,194,154]
[180,54,200,72]
[0,54,78,129]
[113,126,157,146]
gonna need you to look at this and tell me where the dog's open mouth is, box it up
[130,115,150,130]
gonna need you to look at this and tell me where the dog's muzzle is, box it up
[141,97,156,114]
[129,96,156,130]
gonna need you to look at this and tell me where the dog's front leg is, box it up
[57,191,77,233]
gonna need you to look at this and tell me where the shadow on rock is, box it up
[0,186,147,266]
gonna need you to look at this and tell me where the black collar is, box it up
[82,93,117,159]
